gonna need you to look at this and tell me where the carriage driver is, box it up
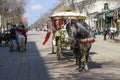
[55,19,65,45]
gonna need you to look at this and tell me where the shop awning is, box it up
[106,10,114,17]
[106,9,120,17]
[95,10,115,18]
[94,9,111,18]
[95,8,120,19]
[94,12,104,18]
[117,8,120,14]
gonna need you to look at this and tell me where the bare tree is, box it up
[31,11,52,28]
[59,0,75,11]
[75,0,95,15]
[0,0,26,29]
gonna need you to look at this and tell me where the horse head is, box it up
[66,21,93,41]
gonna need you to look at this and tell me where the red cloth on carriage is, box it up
[42,19,64,45]
[52,19,64,31]
[42,32,51,45]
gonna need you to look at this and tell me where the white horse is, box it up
[17,32,26,52]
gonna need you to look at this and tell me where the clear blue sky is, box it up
[24,0,59,26]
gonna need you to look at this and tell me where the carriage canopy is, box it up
[51,11,86,20]
[51,11,86,31]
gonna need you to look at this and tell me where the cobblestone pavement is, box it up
[0,30,120,80]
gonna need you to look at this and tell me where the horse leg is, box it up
[77,49,84,71]
[84,44,91,71]
[79,47,88,71]
[73,48,77,65]
[74,47,84,71]
[73,56,77,65]
[79,58,89,72]
[84,45,91,71]
[84,59,89,71]
[78,56,85,72]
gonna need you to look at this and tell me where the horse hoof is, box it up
[84,65,89,72]
[84,68,89,72]
[85,69,89,72]
[77,68,84,72]
[76,67,79,70]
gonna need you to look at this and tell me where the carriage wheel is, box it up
[56,38,61,60]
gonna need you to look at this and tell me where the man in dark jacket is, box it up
[9,25,17,51]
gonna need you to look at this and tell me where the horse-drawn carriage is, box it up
[50,11,95,71]
[51,12,86,60]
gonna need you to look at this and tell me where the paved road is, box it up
[0,30,120,80]
[44,33,120,80]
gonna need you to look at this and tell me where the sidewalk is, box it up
[0,31,51,80]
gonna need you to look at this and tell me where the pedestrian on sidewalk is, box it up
[21,25,27,51]
[108,30,112,39]
[103,27,108,40]
[110,25,116,40]
[9,24,17,51]
[16,29,26,52]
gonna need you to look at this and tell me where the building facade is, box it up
[51,0,119,30]
[75,0,119,29]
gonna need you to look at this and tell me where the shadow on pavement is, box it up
[89,52,97,55]
[108,39,120,43]
[0,41,52,80]
[89,52,102,69]
[45,51,120,80]
[88,61,102,69]
[47,51,102,69]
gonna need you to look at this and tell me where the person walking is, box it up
[108,30,112,39]
[9,24,17,51]
[110,25,116,39]
[21,25,27,50]
[103,28,108,40]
